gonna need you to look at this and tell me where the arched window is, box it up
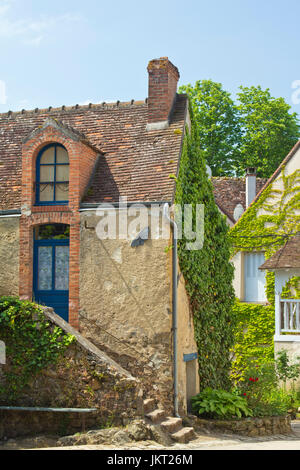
[36,144,69,204]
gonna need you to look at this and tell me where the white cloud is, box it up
[0,1,82,46]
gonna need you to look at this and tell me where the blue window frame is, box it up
[36,144,69,205]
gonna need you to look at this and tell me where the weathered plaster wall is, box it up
[79,210,174,412]
[0,217,19,296]
[177,268,200,414]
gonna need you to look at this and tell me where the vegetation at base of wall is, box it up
[0,296,75,400]
[229,166,300,380]
[175,104,235,390]
[237,352,300,417]
[191,388,253,419]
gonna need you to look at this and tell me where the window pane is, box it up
[244,253,266,302]
[36,224,70,240]
[38,246,52,290]
[39,183,54,202]
[56,147,69,163]
[40,147,55,164]
[55,246,69,290]
[55,183,69,201]
[40,165,54,182]
[56,165,69,182]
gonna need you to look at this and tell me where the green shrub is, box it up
[237,356,300,417]
[0,296,75,401]
[191,388,253,419]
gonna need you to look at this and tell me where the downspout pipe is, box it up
[163,203,180,418]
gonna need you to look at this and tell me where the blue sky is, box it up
[0,0,300,114]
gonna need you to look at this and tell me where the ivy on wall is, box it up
[175,105,235,390]
[0,296,75,400]
[229,165,300,380]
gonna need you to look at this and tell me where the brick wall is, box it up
[19,124,98,329]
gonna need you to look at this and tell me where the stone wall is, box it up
[189,415,292,437]
[0,217,19,296]
[79,210,174,413]
[0,308,143,439]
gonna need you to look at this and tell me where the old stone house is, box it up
[0,57,199,415]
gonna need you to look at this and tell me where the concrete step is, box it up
[146,409,166,424]
[171,427,196,444]
[160,417,183,434]
[143,398,156,415]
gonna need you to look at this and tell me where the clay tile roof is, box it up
[259,233,300,270]
[0,95,187,210]
[212,177,268,223]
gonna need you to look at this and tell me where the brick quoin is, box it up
[19,125,99,330]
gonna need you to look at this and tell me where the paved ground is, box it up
[36,421,300,451]
[2,421,300,451]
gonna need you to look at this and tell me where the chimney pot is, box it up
[246,167,257,207]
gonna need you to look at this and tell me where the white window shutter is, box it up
[244,253,267,302]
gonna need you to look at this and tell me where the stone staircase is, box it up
[143,398,196,444]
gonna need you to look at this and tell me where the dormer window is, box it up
[36,144,69,205]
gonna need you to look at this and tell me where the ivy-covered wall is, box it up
[175,106,235,390]
[230,155,300,380]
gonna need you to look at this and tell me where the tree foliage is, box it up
[237,86,300,177]
[179,80,241,176]
[180,81,300,178]
[175,105,235,390]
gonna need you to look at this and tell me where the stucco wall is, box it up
[79,210,174,412]
[0,217,19,296]
[177,268,200,414]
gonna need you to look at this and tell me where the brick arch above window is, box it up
[21,120,100,212]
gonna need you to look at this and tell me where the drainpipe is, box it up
[163,203,180,418]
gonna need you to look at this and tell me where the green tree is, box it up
[175,105,235,389]
[179,80,241,176]
[237,86,300,177]
[180,81,300,178]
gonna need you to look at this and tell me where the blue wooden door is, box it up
[33,237,69,321]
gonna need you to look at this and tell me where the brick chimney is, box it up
[147,57,180,131]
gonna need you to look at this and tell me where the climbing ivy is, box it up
[0,296,75,400]
[175,105,235,390]
[229,165,300,380]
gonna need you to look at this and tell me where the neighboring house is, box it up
[228,141,300,360]
[0,57,199,414]
[212,170,267,227]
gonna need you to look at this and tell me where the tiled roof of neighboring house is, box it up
[259,233,300,270]
[0,95,187,210]
[212,177,268,223]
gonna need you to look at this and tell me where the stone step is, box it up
[146,409,166,424]
[143,398,156,415]
[160,417,183,434]
[171,427,196,444]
